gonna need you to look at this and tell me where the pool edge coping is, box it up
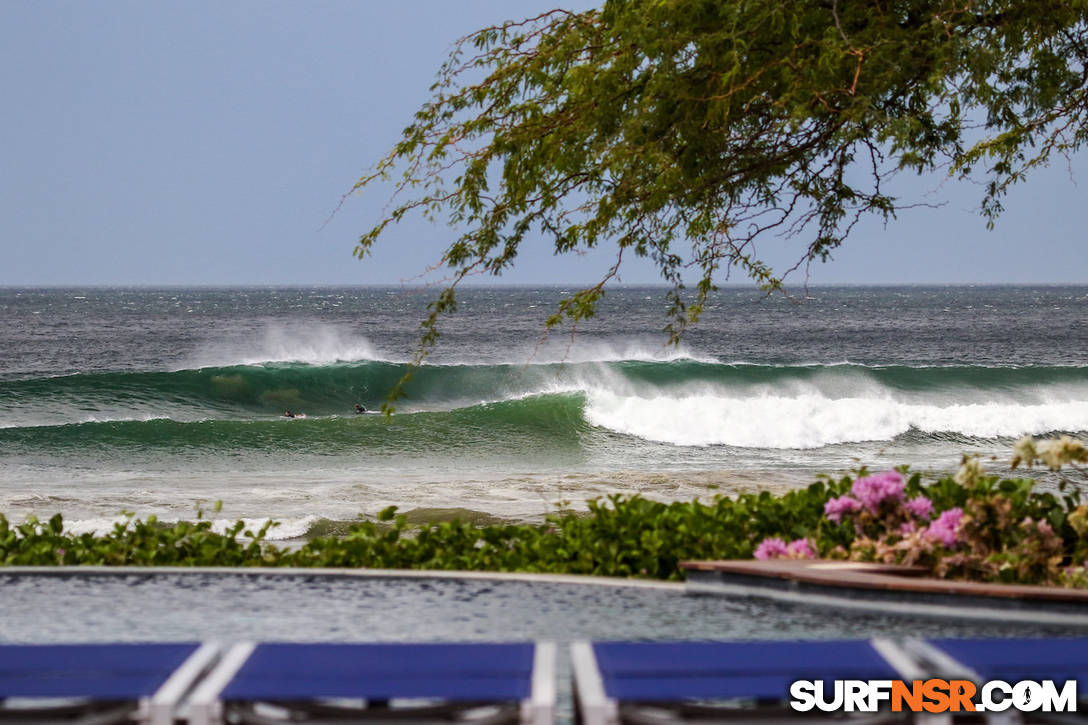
[0,566,683,591]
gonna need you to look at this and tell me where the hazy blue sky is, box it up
[2,0,1085,286]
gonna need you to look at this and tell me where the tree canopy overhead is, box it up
[353,0,1088,350]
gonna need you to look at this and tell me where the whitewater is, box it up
[2,285,1086,537]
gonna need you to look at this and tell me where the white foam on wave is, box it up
[188,329,718,369]
[583,388,1088,448]
[60,517,133,537]
[0,413,177,430]
[206,516,319,540]
[78,414,172,424]
[185,323,391,368]
[59,515,318,540]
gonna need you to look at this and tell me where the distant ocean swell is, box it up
[2,360,1087,450]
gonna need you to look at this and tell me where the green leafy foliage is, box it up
[0,513,284,567]
[351,0,1088,399]
[0,485,850,578]
[3,468,1087,587]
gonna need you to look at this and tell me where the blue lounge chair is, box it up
[908,637,1088,688]
[904,637,1088,718]
[187,641,556,724]
[0,642,219,724]
[571,639,920,724]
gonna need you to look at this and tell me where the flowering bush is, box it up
[904,495,934,520]
[851,470,905,512]
[754,536,815,560]
[924,508,963,547]
[749,436,1088,588]
[823,495,861,523]
[820,469,937,543]
[753,537,788,559]
[1012,435,1088,472]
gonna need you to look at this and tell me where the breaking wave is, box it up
[2,359,1087,449]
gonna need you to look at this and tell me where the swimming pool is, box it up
[0,569,1075,723]
[0,568,1072,643]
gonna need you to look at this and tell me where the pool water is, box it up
[0,573,1071,643]
[0,572,1075,723]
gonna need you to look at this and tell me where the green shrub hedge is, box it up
[2,465,1085,586]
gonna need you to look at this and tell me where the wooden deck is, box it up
[680,559,1088,626]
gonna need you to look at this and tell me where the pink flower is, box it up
[899,521,918,535]
[754,537,815,560]
[924,507,964,547]
[824,495,862,523]
[754,537,789,560]
[905,496,934,520]
[850,471,905,512]
[786,538,816,559]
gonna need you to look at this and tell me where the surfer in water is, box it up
[354,403,366,414]
[283,410,295,418]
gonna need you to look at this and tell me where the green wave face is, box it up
[1,362,416,418]
[6,360,1088,412]
[0,361,593,418]
[0,391,592,461]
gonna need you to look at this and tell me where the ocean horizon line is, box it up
[3,281,1088,290]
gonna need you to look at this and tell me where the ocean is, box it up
[2,285,1086,540]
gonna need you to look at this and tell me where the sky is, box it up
[1,0,1086,287]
